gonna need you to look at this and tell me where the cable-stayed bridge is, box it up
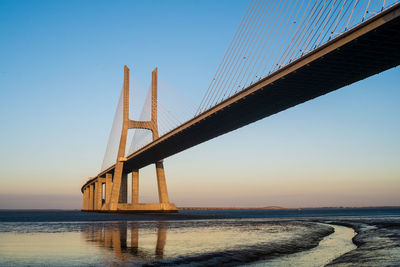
[82,0,400,212]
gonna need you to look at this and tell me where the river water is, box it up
[0,208,399,266]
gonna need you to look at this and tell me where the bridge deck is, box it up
[83,3,400,191]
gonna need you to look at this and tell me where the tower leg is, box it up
[155,161,170,204]
[132,169,139,204]
[109,163,123,210]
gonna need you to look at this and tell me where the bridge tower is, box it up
[84,66,177,213]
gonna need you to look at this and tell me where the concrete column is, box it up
[87,188,90,210]
[119,173,127,203]
[89,184,94,210]
[82,189,85,210]
[95,180,102,210]
[132,169,139,204]
[105,173,112,204]
[155,161,169,204]
[101,183,104,207]
[93,183,98,210]
[85,188,89,210]
[82,188,87,210]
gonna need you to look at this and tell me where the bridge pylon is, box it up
[82,66,177,213]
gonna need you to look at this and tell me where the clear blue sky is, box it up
[0,0,399,209]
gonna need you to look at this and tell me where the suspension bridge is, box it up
[81,0,400,212]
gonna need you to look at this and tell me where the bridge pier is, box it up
[95,178,105,210]
[105,173,112,204]
[119,173,128,203]
[82,66,177,213]
[86,187,90,210]
[89,184,94,210]
[82,187,89,211]
[93,182,98,210]
[132,169,139,204]
[156,161,169,204]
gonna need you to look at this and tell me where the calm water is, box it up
[0,208,399,266]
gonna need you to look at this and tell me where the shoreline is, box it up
[1,206,400,211]
[178,206,400,210]
[1,207,399,222]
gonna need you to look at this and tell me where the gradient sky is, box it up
[0,0,399,209]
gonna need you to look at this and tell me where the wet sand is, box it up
[248,224,356,266]
[320,219,400,266]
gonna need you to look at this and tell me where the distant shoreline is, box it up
[178,206,400,210]
[179,206,286,210]
[0,206,399,211]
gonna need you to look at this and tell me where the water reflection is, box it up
[80,220,316,266]
[81,222,167,263]
[1,220,348,266]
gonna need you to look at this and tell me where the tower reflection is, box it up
[155,222,167,259]
[81,221,167,263]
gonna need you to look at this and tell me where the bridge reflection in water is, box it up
[81,222,167,263]
[75,219,344,266]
